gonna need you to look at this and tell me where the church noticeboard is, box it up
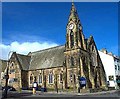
[78,76,86,87]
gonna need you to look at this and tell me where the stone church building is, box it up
[3,3,107,92]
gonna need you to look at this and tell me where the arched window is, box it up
[73,74,76,83]
[70,73,72,82]
[60,73,63,83]
[71,57,74,67]
[66,34,69,48]
[30,75,33,84]
[70,31,74,48]
[11,62,14,66]
[75,32,78,46]
[39,73,42,84]
[49,73,53,84]
[118,65,120,70]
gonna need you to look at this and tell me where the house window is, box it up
[10,62,14,67]
[14,78,18,82]
[11,63,14,66]
[115,65,117,70]
[60,73,63,83]
[10,69,15,73]
[39,74,42,84]
[30,75,33,84]
[109,75,114,81]
[49,73,53,84]
[118,65,120,70]
[9,78,14,83]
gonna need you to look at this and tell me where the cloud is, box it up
[0,41,58,60]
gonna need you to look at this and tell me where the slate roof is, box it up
[0,59,7,72]
[16,53,31,70]
[29,45,65,70]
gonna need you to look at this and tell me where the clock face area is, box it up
[69,23,74,30]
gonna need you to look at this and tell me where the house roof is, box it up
[29,45,65,70]
[0,59,7,72]
[16,53,31,70]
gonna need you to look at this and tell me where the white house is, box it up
[98,49,120,89]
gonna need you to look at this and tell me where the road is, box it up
[1,90,120,99]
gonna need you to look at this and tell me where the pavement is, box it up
[21,89,120,97]
[1,89,120,98]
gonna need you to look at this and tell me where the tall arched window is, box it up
[70,31,74,48]
[30,75,33,84]
[66,34,69,48]
[75,32,78,46]
[70,73,72,82]
[38,73,42,84]
[59,73,63,83]
[71,57,74,67]
[49,73,53,84]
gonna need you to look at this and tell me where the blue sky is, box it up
[1,2,118,59]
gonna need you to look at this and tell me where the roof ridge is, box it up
[16,53,30,57]
[0,59,8,61]
[31,45,65,54]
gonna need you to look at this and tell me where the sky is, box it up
[1,2,118,60]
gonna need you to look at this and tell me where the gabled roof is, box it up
[15,53,31,70]
[87,35,94,45]
[0,59,7,72]
[29,45,65,70]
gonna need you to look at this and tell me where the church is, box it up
[2,2,107,92]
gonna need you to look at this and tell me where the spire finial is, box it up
[72,0,74,5]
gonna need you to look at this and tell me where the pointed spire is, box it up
[71,1,76,13]
[72,0,74,3]
[69,2,79,22]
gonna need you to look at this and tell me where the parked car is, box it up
[40,87,47,92]
[2,86,16,91]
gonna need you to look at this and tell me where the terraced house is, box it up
[2,3,107,92]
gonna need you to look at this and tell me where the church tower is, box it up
[65,2,86,50]
[64,2,107,91]
[64,2,88,90]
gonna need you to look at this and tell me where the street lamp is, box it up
[3,51,13,98]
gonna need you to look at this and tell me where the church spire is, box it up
[69,1,79,22]
[66,2,86,50]
[71,1,76,13]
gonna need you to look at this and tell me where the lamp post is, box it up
[3,51,13,98]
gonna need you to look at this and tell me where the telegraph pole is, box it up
[3,51,13,98]
[3,65,9,98]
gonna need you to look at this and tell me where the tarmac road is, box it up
[1,89,120,99]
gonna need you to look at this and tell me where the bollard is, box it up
[33,88,36,94]
[18,88,22,93]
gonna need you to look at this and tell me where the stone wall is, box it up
[28,67,65,90]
